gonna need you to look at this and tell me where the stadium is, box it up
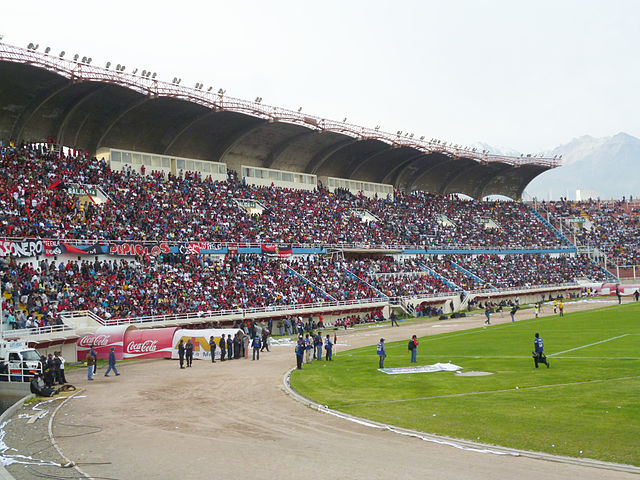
[0,39,639,480]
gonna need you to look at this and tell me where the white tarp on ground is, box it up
[378,363,463,375]
[171,328,244,360]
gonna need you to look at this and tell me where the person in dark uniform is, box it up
[510,305,518,323]
[295,339,304,370]
[533,333,549,368]
[390,312,400,327]
[178,339,185,369]
[260,330,270,352]
[226,335,233,360]
[219,334,226,361]
[90,347,98,375]
[185,339,194,367]
[377,338,386,368]
[209,336,217,363]
[233,334,241,359]
[44,354,55,387]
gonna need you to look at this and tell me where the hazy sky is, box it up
[3,0,638,153]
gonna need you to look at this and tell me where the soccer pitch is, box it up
[290,302,640,465]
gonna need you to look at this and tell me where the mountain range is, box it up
[478,133,640,201]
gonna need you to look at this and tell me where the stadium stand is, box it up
[1,145,568,248]
[540,199,640,266]
[0,143,623,327]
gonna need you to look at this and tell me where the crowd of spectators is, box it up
[540,199,640,266]
[453,254,611,289]
[1,252,609,324]
[0,143,627,325]
[1,144,568,249]
[347,257,450,297]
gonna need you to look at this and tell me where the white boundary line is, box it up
[282,368,640,474]
[328,375,640,407]
[47,390,93,480]
[549,334,630,357]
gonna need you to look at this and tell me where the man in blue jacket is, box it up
[295,339,304,369]
[252,335,261,360]
[377,338,386,369]
[533,333,549,368]
[104,347,120,376]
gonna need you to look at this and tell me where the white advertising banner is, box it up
[379,363,463,375]
[171,328,244,360]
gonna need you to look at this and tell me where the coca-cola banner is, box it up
[77,325,135,361]
[171,328,244,361]
[123,327,178,359]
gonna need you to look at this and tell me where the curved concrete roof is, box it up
[0,43,558,199]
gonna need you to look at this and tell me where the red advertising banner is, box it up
[76,325,134,361]
[123,327,178,359]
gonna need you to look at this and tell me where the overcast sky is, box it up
[3,0,638,153]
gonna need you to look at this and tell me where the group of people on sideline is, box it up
[295,332,334,369]
[376,335,419,368]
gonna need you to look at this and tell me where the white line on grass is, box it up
[548,334,630,357]
[331,375,640,408]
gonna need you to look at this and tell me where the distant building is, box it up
[576,189,598,201]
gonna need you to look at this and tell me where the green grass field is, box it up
[290,302,640,465]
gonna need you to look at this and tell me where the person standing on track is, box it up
[484,306,491,325]
[219,334,226,361]
[185,339,194,367]
[226,335,233,361]
[252,335,261,360]
[390,312,400,327]
[510,305,518,323]
[408,335,418,363]
[86,351,95,380]
[261,330,270,352]
[377,338,386,369]
[209,336,217,363]
[295,338,304,370]
[90,347,97,375]
[558,300,564,317]
[178,339,185,369]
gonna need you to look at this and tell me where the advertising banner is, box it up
[171,328,244,361]
[76,325,135,361]
[123,327,178,359]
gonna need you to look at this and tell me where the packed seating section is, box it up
[0,144,627,324]
[1,145,566,248]
[541,199,640,266]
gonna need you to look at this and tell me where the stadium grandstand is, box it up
[0,40,634,348]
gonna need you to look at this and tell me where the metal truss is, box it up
[0,41,559,169]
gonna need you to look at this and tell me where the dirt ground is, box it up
[50,299,639,480]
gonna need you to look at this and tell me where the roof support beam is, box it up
[306,138,359,174]
[163,111,216,155]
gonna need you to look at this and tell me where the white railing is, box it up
[0,324,75,339]
[0,361,43,382]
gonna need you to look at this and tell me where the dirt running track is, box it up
[56,301,638,480]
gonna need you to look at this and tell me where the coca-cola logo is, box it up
[126,340,158,353]
[78,334,111,347]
